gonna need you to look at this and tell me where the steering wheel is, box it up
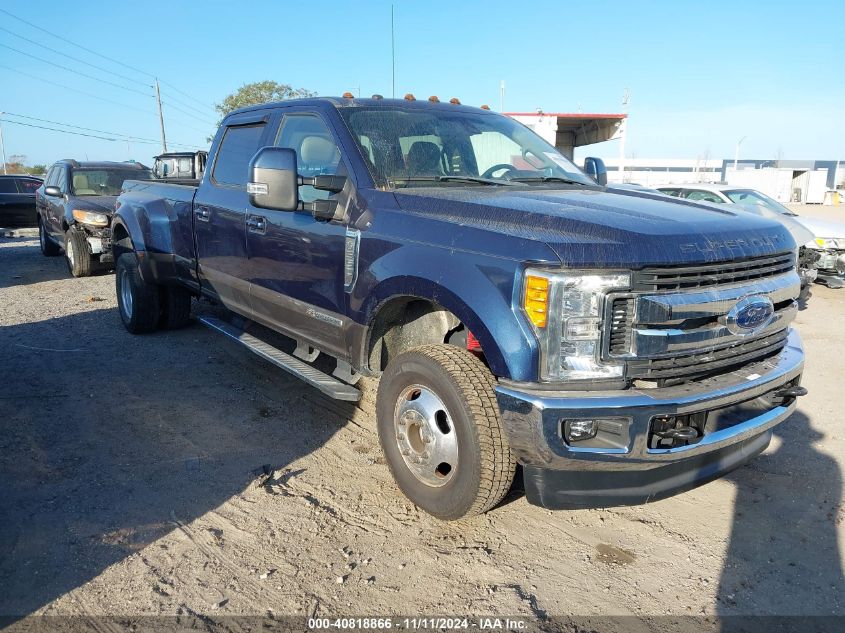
[481,163,518,179]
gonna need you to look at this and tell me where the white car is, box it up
[657,183,845,289]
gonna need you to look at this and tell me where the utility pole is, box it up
[155,79,168,153]
[0,112,7,175]
[618,89,629,183]
[390,5,395,98]
[733,136,747,171]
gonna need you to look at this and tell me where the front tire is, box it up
[115,252,160,334]
[65,228,93,277]
[39,219,61,256]
[376,344,516,520]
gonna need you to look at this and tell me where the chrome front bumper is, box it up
[495,329,805,508]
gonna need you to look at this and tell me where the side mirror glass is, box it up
[44,185,62,197]
[248,146,299,211]
[583,157,608,186]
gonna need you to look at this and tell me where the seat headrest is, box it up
[72,173,89,190]
[300,136,337,165]
[406,141,442,175]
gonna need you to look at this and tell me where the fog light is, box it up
[564,419,598,442]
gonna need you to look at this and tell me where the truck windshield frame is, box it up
[337,106,594,189]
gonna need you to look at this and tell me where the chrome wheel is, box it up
[120,268,133,320]
[393,384,458,487]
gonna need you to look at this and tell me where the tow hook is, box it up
[773,385,808,399]
[654,427,700,442]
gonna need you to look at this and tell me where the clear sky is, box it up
[1,0,842,168]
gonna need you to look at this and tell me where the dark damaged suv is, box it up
[111,96,807,520]
[36,160,152,276]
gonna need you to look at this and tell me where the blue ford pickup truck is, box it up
[112,96,806,519]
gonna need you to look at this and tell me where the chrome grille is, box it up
[633,253,796,292]
[604,254,800,386]
[627,330,789,385]
[608,297,635,355]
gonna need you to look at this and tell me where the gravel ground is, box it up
[0,228,843,628]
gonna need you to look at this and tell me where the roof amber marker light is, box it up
[480,104,491,110]
[404,93,416,101]
[342,92,355,99]
[449,98,461,105]
[524,275,549,328]
[428,95,440,102]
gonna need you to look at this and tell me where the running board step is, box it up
[198,315,361,402]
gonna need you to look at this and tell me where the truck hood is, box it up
[69,195,117,215]
[393,187,795,267]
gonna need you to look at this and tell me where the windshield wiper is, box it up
[391,176,515,187]
[509,176,590,186]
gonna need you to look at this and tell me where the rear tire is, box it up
[39,218,61,256]
[158,285,192,329]
[116,252,160,334]
[65,228,93,277]
[376,344,516,520]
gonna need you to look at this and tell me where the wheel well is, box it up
[367,298,462,374]
[111,223,132,261]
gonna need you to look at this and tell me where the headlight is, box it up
[72,209,109,227]
[522,269,630,382]
[814,237,841,249]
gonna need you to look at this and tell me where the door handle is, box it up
[195,206,210,222]
[246,216,266,234]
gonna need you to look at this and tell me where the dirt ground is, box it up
[1,206,843,628]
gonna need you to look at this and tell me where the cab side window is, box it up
[212,123,267,187]
[55,168,68,194]
[275,114,344,202]
[683,190,724,203]
[45,166,59,188]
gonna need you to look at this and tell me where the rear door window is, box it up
[17,178,41,193]
[212,123,268,187]
[0,179,16,194]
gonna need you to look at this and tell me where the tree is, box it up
[213,80,317,125]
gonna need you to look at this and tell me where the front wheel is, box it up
[65,228,94,277]
[376,345,516,520]
[115,252,160,334]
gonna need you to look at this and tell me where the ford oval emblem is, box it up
[726,295,775,335]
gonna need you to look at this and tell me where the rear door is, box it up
[194,113,271,315]
[245,109,351,357]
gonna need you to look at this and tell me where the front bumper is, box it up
[495,329,805,509]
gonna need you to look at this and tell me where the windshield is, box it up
[338,106,594,188]
[70,168,152,196]
[724,189,796,216]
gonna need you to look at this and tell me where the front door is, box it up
[245,111,350,358]
[194,115,271,316]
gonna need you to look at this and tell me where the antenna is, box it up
[500,80,505,111]
[618,88,630,183]
[391,5,395,98]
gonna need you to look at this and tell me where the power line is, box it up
[0,7,215,114]
[1,112,199,149]
[161,100,217,126]
[0,66,210,141]
[0,43,154,97]
[158,88,216,117]
[0,25,150,88]
[0,7,154,79]
[0,64,157,116]
[159,78,217,113]
[2,119,119,142]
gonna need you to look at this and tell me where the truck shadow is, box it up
[0,307,344,619]
[717,410,844,623]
